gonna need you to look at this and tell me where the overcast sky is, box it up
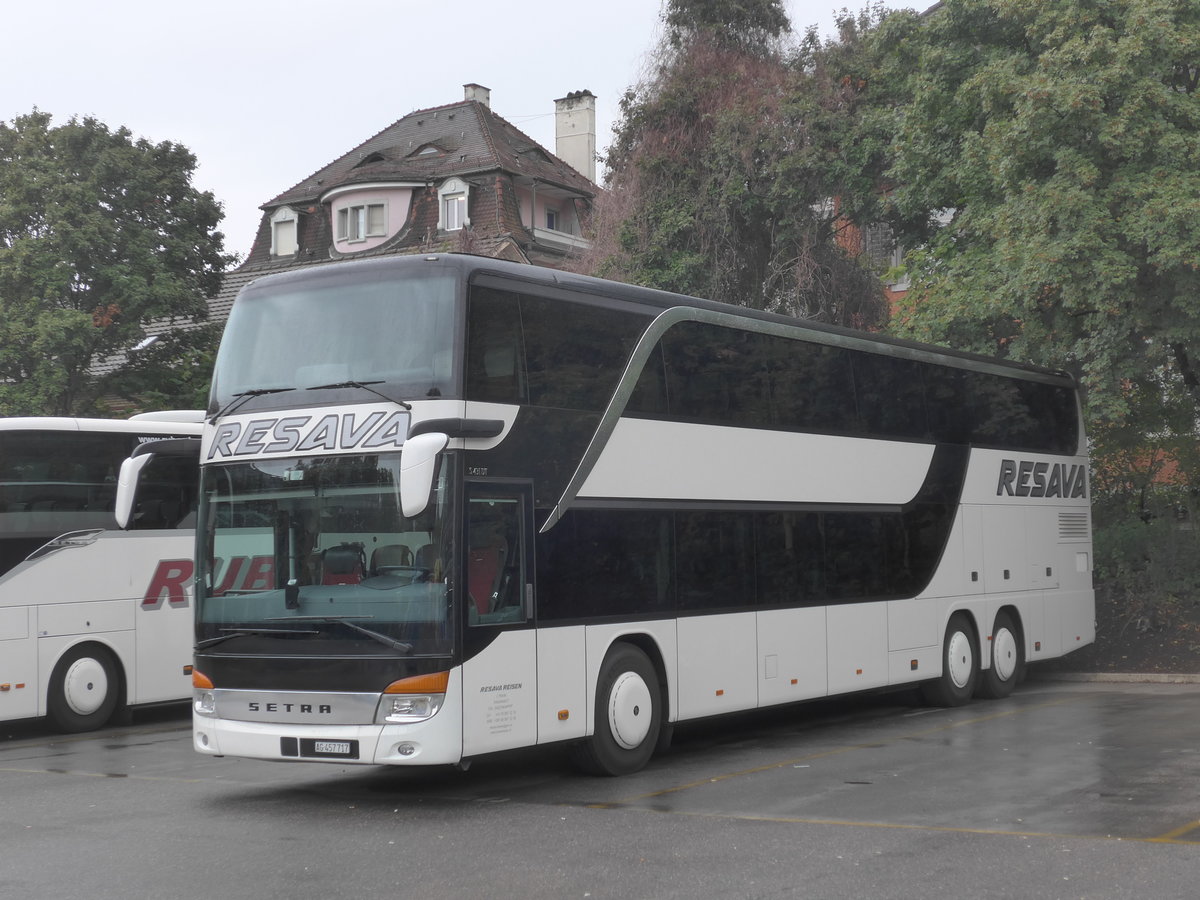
[2,1,907,259]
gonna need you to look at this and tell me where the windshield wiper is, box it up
[209,387,296,423]
[306,380,412,410]
[266,615,413,653]
[196,625,318,650]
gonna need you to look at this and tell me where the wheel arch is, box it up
[599,631,672,726]
[939,605,985,674]
[42,638,129,713]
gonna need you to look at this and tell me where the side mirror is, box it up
[114,438,201,529]
[400,432,448,518]
[114,454,154,529]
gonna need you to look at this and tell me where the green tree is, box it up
[664,0,791,50]
[0,110,232,415]
[876,0,1200,635]
[883,0,1200,454]
[588,2,892,328]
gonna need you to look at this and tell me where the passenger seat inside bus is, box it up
[321,544,365,585]
[370,543,412,575]
[467,527,507,614]
[414,543,439,579]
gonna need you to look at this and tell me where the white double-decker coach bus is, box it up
[133,254,1092,775]
[0,413,201,731]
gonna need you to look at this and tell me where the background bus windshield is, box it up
[0,430,196,575]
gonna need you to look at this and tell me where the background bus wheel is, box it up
[921,613,978,707]
[47,645,120,733]
[977,610,1024,700]
[571,643,661,777]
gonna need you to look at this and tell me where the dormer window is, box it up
[323,184,416,252]
[271,206,298,256]
[444,194,466,230]
[438,177,470,232]
[336,203,386,243]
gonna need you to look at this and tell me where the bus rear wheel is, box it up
[571,643,661,777]
[47,645,120,733]
[977,610,1024,700]
[921,613,979,707]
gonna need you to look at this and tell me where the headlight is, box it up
[377,693,444,724]
[194,690,216,717]
[376,671,450,724]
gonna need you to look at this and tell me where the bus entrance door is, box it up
[460,483,537,757]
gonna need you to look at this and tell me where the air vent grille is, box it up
[1058,511,1090,541]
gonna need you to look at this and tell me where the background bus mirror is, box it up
[400,432,449,518]
[114,454,154,529]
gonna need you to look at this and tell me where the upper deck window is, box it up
[213,268,459,409]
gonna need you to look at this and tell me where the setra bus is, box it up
[0,413,201,731]
[132,254,1093,775]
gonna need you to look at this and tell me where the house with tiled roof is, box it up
[93,85,598,387]
[210,84,599,324]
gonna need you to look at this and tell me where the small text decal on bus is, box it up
[206,410,409,461]
[996,459,1086,499]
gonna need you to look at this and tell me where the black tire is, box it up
[977,609,1024,700]
[570,643,662,777]
[47,644,121,733]
[921,613,979,707]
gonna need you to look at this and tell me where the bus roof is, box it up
[0,415,203,434]
[238,253,1076,388]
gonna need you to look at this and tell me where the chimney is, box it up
[463,83,491,108]
[554,90,596,184]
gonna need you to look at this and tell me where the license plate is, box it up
[292,737,359,759]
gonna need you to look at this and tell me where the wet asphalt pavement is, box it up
[2,677,1198,899]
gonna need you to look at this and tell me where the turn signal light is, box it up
[192,669,214,690]
[383,671,449,694]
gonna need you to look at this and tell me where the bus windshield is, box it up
[196,453,453,657]
[0,427,197,576]
[210,267,458,407]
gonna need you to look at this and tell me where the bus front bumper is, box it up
[193,714,463,766]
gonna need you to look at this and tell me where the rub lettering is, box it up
[142,555,275,607]
[996,459,1087,499]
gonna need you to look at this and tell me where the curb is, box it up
[1030,670,1200,685]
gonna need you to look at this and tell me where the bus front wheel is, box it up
[571,643,661,776]
[47,645,121,733]
[977,610,1024,700]
[922,613,979,707]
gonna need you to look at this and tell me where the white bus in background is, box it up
[0,413,201,732]
[129,254,1093,776]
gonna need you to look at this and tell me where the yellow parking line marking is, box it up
[582,695,1200,845]
[598,696,1079,806]
[1149,820,1200,843]
[0,766,207,783]
[627,808,1200,846]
